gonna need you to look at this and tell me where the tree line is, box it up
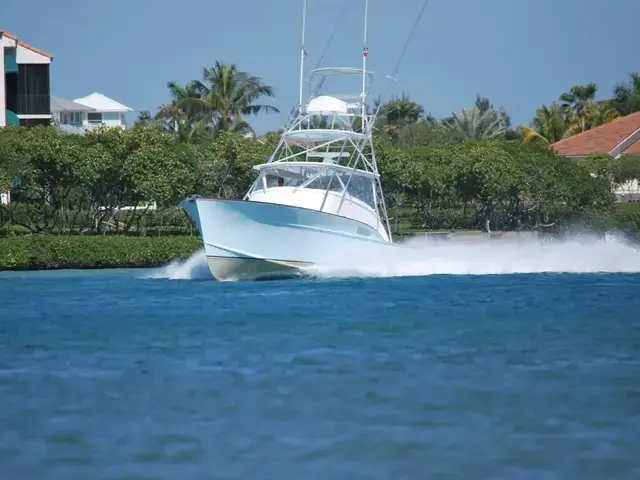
[0,125,276,235]
[2,63,640,239]
[136,64,640,147]
[2,124,639,238]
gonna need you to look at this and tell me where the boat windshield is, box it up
[257,164,375,208]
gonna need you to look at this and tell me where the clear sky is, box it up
[4,0,639,133]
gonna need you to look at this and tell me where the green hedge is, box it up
[0,235,202,270]
[0,204,195,237]
[615,202,640,214]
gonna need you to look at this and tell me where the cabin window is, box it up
[344,174,375,208]
[262,165,323,189]
[256,165,376,208]
[306,172,343,192]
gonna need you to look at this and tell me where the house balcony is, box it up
[85,122,106,131]
[16,94,51,116]
[85,122,126,131]
[60,122,84,128]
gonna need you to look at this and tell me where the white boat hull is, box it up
[181,196,392,281]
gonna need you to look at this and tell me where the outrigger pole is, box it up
[373,0,433,119]
[361,0,369,129]
[299,0,308,109]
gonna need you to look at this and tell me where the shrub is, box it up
[0,236,202,270]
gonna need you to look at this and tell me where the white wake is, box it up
[149,234,640,281]
[305,233,640,279]
[148,248,210,280]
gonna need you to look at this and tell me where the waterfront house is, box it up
[72,92,132,130]
[551,112,640,201]
[50,95,94,133]
[0,29,52,127]
[51,93,133,132]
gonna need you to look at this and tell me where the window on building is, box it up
[102,112,121,122]
[20,118,51,127]
[16,64,50,115]
[88,112,103,123]
[4,48,18,73]
[60,112,83,125]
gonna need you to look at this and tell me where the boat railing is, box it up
[252,162,378,179]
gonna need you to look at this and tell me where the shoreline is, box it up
[1,229,635,273]
[0,235,202,272]
[0,262,174,272]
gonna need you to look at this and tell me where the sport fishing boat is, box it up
[181,1,395,281]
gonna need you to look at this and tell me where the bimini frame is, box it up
[245,0,392,242]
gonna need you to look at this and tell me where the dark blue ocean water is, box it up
[0,268,639,479]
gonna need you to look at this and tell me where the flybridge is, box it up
[241,0,392,242]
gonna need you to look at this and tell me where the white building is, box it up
[74,92,132,129]
[52,92,133,131]
[1,29,53,127]
[50,95,93,132]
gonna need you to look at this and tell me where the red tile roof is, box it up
[0,29,53,59]
[551,111,640,157]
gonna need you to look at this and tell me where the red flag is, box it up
[363,47,369,57]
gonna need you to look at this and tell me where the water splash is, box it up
[304,233,640,279]
[148,233,640,281]
[149,249,210,280]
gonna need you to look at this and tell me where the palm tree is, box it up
[559,83,598,133]
[134,110,153,128]
[521,103,568,145]
[522,99,619,145]
[376,95,424,128]
[372,95,425,140]
[561,101,619,138]
[443,106,507,140]
[159,80,201,111]
[586,101,619,128]
[611,73,640,116]
[155,80,204,141]
[475,95,510,126]
[176,61,279,136]
[475,94,520,139]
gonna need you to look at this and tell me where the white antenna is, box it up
[374,0,432,119]
[299,0,308,109]
[361,0,369,129]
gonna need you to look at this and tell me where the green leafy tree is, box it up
[123,127,200,206]
[197,131,271,199]
[389,120,461,148]
[0,127,30,192]
[612,73,640,116]
[612,155,640,195]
